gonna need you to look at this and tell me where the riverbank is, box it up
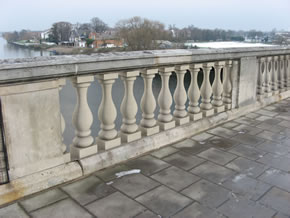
[9,41,55,50]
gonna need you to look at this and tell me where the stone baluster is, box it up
[278,56,285,92]
[58,78,67,154]
[119,71,141,142]
[139,69,159,136]
[257,58,265,99]
[96,73,121,150]
[264,58,272,97]
[286,55,290,89]
[200,63,214,116]
[212,61,225,113]
[157,67,175,130]
[223,60,234,109]
[272,56,279,94]
[70,75,98,160]
[188,64,202,121]
[282,55,288,89]
[173,65,190,125]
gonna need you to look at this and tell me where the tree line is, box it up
[3,16,277,50]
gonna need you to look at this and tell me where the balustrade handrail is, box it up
[0,47,290,84]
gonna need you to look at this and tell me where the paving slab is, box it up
[209,136,239,150]
[256,122,284,133]
[245,113,260,119]
[257,153,290,172]
[151,166,200,191]
[207,127,238,138]
[233,124,263,135]
[228,144,266,160]
[230,133,264,145]
[172,139,212,154]
[255,109,278,117]
[163,152,205,170]
[172,202,225,218]
[257,130,286,142]
[256,141,290,155]
[260,187,290,216]
[235,117,261,126]
[136,185,192,217]
[95,164,130,182]
[222,121,240,129]
[226,157,268,178]
[218,197,276,218]
[125,155,170,176]
[258,168,290,192]
[134,210,160,218]
[221,174,271,201]
[61,176,115,205]
[20,188,67,212]
[86,192,145,218]
[151,146,178,159]
[278,120,290,128]
[191,132,214,142]
[30,198,93,218]
[181,179,230,208]
[190,161,236,183]
[198,148,237,165]
[112,173,159,198]
[0,203,29,218]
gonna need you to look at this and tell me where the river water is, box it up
[0,36,192,145]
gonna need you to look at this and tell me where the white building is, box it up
[41,29,51,40]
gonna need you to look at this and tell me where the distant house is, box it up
[41,29,51,40]
[88,31,124,48]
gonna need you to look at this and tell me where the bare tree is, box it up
[51,22,72,43]
[116,16,170,50]
[91,17,108,33]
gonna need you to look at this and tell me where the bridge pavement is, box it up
[1,99,290,218]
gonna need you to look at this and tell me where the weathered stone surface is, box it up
[226,157,267,178]
[95,164,130,182]
[198,148,237,165]
[190,161,236,183]
[172,202,225,218]
[125,155,170,176]
[61,176,115,205]
[163,152,205,170]
[209,137,239,150]
[218,197,276,218]
[151,166,199,191]
[230,133,264,145]
[112,174,159,198]
[228,144,266,160]
[136,186,192,217]
[30,199,93,218]
[256,141,290,155]
[191,132,213,142]
[255,109,279,117]
[207,127,238,138]
[233,124,263,135]
[1,81,67,179]
[258,168,290,192]
[257,130,286,142]
[151,146,178,159]
[173,139,212,154]
[181,179,229,208]
[257,153,290,172]
[222,174,271,201]
[0,203,29,218]
[260,187,290,216]
[134,210,159,218]
[20,188,67,212]
[86,192,145,218]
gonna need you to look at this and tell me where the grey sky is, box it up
[0,0,289,32]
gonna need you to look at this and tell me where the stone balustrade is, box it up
[0,46,290,205]
[257,54,290,99]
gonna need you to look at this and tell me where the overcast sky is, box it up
[0,0,289,32]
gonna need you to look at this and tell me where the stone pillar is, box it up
[283,55,288,89]
[119,71,141,142]
[223,60,233,109]
[96,73,121,150]
[173,65,190,125]
[70,76,98,160]
[257,58,265,99]
[287,55,290,89]
[278,55,285,92]
[264,58,272,97]
[157,67,175,130]
[212,61,225,113]
[200,63,214,116]
[139,69,159,136]
[272,56,279,95]
[188,64,202,121]
[0,122,8,184]
[58,79,67,154]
